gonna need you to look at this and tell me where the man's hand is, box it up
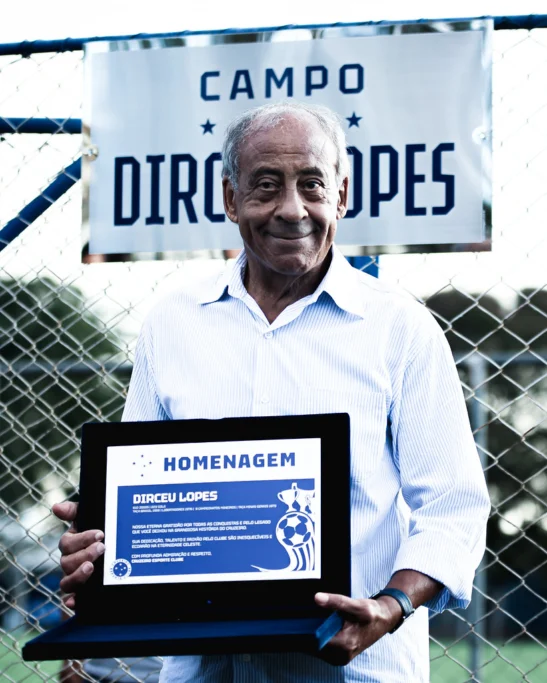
[52,501,105,609]
[315,592,403,666]
[315,570,444,665]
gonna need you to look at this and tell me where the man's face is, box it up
[223,115,349,277]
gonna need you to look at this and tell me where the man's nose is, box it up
[275,188,308,223]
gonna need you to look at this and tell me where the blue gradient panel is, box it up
[115,479,315,578]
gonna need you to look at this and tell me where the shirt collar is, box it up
[197,245,365,319]
[197,249,248,305]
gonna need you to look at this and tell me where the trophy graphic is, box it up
[253,483,316,572]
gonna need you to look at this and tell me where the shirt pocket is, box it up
[293,388,388,482]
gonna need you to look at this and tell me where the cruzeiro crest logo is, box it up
[110,558,132,579]
[253,482,316,573]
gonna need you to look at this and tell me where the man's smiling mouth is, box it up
[267,232,313,241]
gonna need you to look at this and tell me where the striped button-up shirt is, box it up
[123,246,490,683]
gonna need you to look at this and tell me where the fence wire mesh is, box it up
[0,21,546,683]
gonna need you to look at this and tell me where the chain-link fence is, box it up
[0,16,546,683]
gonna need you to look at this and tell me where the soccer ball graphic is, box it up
[276,512,314,548]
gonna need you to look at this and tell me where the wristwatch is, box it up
[371,588,415,633]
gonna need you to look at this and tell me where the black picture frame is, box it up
[77,413,351,626]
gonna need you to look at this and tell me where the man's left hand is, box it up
[315,592,403,666]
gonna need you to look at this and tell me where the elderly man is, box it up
[54,101,490,682]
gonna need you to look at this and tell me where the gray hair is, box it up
[221,101,350,190]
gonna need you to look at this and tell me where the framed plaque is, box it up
[24,413,350,660]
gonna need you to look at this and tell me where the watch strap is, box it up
[372,588,415,633]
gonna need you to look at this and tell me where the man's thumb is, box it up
[52,501,78,523]
[315,592,360,615]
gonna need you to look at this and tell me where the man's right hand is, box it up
[52,501,105,609]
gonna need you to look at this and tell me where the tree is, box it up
[0,276,129,512]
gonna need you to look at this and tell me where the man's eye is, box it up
[304,180,322,190]
[257,181,277,191]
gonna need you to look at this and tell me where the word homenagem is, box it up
[164,452,296,472]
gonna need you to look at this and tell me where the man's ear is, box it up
[336,176,350,220]
[223,177,238,224]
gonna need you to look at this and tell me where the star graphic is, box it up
[346,112,362,128]
[201,119,216,134]
[133,455,149,477]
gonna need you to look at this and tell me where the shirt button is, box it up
[260,395,270,404]
[264,331,273,339]
[241,654,251,662]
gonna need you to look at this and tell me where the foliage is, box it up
[0,277,128,512]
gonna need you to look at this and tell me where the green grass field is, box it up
[430,640,547,682]
[1,634,546,682]
[0,632,60,683]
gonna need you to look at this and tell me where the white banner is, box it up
[83,23,491,256]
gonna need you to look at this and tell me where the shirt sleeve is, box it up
[390,310,490,612]
[122,319,170,422]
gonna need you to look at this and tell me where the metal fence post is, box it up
[468,354,489,681]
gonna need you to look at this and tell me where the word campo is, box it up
[199,64,365,101]
[133,491,218,504]
[113,143,456,226]
[164,452,296,471]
